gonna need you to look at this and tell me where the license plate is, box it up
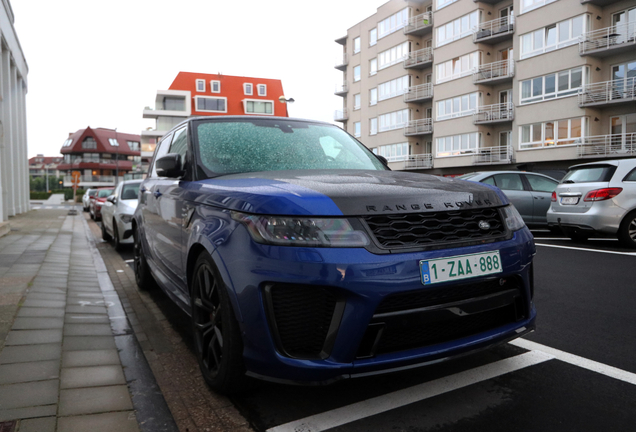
[420,251,502,285]
[560,197,579,205]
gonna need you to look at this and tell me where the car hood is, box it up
[184,170,507,216]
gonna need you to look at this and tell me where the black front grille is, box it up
[363,208,506,250]
[265,284,339,359]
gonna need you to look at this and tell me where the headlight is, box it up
[120,214,133,224]
[231,212,370,247]
[500,205,525,232]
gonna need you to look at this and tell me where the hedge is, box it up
[30,191,52,200]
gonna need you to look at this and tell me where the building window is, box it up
[195,96,227,112]
[370,88,378,106]
[436,133,481,157]
[369,28,377,46]
[211,80,220,93]
[437,0,459,10]
[379,75,410,101]
[378,41,410,70]
[521,0,558,14]
[520,67,587,104]
[244,99,274,115]
[379,109,409,132]
[196,79,205,92]
[163,97,185,111]
[81,138,97,149]
[436,11,479,47]
[369,58,377,76]
[436,52,480,84]
[354,65,361,82]
[370,118,378,135]
[127,141,140,151]
[378,8,409,39]
[520,117,585,149]
[437,92,479,121]
[108,138,119,147]
[244,83,253,95]
[258,84,267,96]
[520,15,587,59]
[377,143,409,162]
[62,138,73,147]
[354,94,361,110]
[354,122,361,137]
[354,37,361,54]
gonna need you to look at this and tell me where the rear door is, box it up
[489,173,534,223]
[523,174,558,224]
[552,164,616,214]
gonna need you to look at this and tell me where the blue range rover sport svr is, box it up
[133,116,536,393]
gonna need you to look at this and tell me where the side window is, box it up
[169,127,188,167]
[525,174,558,192]
[493,173,524,191]
[623,168,636,182]
[481,176,496,186]
[150,133,174,178]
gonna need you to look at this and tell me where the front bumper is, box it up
[216,226,536,384]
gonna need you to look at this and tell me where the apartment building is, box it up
[142,72,288,173]
[28,155,63,178]
[335,0,635,175]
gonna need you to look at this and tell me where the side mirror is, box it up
[156,153,184,178]
[107,195,117,204]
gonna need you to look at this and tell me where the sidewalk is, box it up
[0,209,175,431]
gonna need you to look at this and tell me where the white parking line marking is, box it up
[266,351,553,432]
[124,259,134,263]
[535,243,636,256]
[510,339,636,386]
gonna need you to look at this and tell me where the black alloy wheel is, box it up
[191,253,248,394]
[618,211,636,249]
[133,227,155,289]
[113,222,122,251]
[101,221,112,241]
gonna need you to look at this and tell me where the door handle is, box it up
[154,190,162,198]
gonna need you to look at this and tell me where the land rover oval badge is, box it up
[478,220,491,230]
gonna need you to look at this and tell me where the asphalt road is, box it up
[105,224,636,432]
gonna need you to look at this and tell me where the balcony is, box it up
[334,109,348,122]
[335,83,348,97]
[579,23,636,57]
[577,133,636,158]
[58,159,133,172]
[473,103,514,124]
[335,54,348,71]
[580,0,621,5]
[473,60,514,84]
[578,78,636,107]
[404,48,433,70]
[404,83,433,103]
[473,145,513,165]
[335,35,347,45]
[403,154,433,169]
[404,12,433,36]
[63,175,116,188]
[473,16,514,44]
[404,118,433,136]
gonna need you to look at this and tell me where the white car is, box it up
[101,180,142,250]
[82,188,97,212]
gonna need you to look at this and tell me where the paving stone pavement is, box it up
[0,210,145,431]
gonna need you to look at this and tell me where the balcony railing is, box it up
[577,133,636,158]
[473,60,514,84]
[473,15,514,43]
[404,83,433,103]
[404,154,433,169]
[61,158,129,166]
[335,54,349,71]
[63,175,116,187]
[404,48,433,69]
[334,83,348,96]
[404,118,433,136]
[579,22,636,56]
[473,103,514,124]
[473,145,513,165]
[578,77,636,106]
[334,109,348,122]
[404,12,433,35]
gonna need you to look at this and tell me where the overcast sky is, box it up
[13,0,390,157]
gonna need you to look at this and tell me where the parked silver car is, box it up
[547,159,636,247]
[101,180,142,250]
[459,171,559,229]
[82,188,97,212]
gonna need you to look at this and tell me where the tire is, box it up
[190,253,249,394]
[113,222,123,251]
[133,226,156,290]
[618,211,636,249]
[83,206,88,212]
[90,209,95,220]
[101,221,112,241]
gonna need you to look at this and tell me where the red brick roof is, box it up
[61,127,141,156]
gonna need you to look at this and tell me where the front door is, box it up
[500,5,513,26]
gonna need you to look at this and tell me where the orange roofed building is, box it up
[141,72,288,173]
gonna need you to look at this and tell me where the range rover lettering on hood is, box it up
[364,197,495,213]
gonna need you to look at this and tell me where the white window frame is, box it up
[378,8,409,39]
[436,133,481,157]
[244,83,253,95]
[436,0,459,11]
[369,58,378,76]
[369,28,377,46]
[436,11,479,47]
[520,15,587,59]
[377,142,410,162]
[378,41,410,70]
[353,65,361,82]
[436,52,480,84]
[194,95,228,113]
[210,80,221,93]
[354,122,361,138]
[370,118,378,135]
[436,92,480,121]
[243,99,274,116]
[520,67,587,104]
[108,138,119,147]
[257,84,267,96]
[354,37,361,54]
[354,93,361,110]
[520,0,558,15]
[519,117,586,149]
[196,79,205,92]
[378,75,410,101]
[379,109,410,132]
[369,88,378,106]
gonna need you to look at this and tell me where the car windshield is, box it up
[195,119,386,175]
[120,184,140,200]
[97,189,113,198]
[561,165,616,183]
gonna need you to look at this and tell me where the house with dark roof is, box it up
[29,155,64,178]
[58,127,141,188]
